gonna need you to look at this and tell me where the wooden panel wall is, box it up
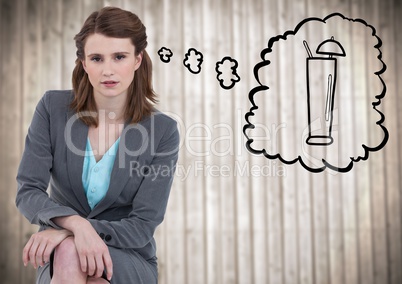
[1,0,401,283]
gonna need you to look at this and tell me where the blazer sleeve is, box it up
[87,119,180,249]
[16,92,79,228]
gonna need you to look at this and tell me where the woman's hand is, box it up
[23,228,72,269]
[52,215,113,281]
[73,220,113,279]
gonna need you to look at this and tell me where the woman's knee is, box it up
[53,237,80,269]
[51,237,88,284]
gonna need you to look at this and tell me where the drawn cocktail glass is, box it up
[304,37,346,146]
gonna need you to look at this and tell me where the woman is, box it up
[16,6,179,284]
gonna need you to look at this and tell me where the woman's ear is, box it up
[134,51,143,71]
[81,60,87,72]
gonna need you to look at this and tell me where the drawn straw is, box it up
[303,40,313,58]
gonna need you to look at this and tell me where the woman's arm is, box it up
[52,215,113,280]
[16,92,79,227]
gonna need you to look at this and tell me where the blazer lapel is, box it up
[88,120,146,218]
[65,111,91,215]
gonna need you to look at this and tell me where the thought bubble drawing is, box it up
[183,48,203,74]
[243,13,388,173]
[157,47,173,63]
[215,56,241,90]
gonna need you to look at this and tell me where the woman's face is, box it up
[82,33,142,102]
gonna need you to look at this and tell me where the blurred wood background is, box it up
[1,0,401,283]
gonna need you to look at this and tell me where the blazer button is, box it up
[105,235,112,242]
[99,233,105,239]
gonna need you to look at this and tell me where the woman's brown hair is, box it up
[71,6,157,126]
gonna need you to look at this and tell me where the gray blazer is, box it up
[16,90,179,261]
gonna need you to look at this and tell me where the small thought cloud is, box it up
[215,56,240,90]
[157,47,173,63]
[183,48,203,74]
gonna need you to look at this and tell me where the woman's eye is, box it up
[91,57,102,62]
[116,55,126,60]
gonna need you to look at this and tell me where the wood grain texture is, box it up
[0,0,401,283]
[1,1,24,283]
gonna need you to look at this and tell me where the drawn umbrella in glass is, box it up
[303,36,346,146]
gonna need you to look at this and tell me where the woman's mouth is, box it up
[101,81,119,87]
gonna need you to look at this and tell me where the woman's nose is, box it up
[102,61,114,76]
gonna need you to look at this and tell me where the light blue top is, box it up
[82,137,120,210]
